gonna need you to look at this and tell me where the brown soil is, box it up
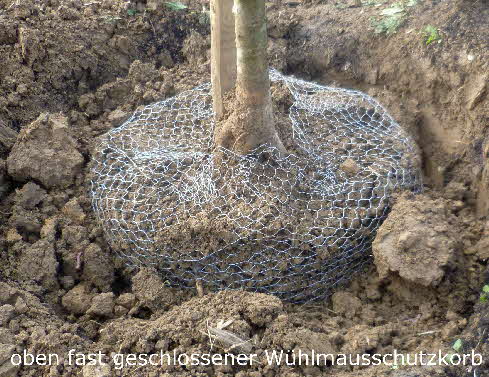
[0,0,488,376]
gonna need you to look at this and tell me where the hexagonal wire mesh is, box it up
[90,69,422,303]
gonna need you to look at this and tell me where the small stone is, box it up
[113,305,128,317]
[15,182,46,209]
[115,293,136,309]
[62,198,86,224]
[5,229,22,244]
[475,236,489,261]
[332,292,362,319]
[87,293,114,318]
[128,307,138,317]
[446,310,460,322]
[452,200,464,210]
[441,321,459,339]
[0,284,13,305]
[14,297,27,314]
[8,320,19,334]
[16,84,27,95]
[146,0,159,11]
[62,284,94,315]
[0,305,15,326]
[157,49,173,68]
[18,240,59,290]
[107,108,128,127]
[0,329,13,344]
[40,217,58,241]
[339,158,360,175]
[82,243,115,292]
[62,225,88,246]
[155,339,169,351]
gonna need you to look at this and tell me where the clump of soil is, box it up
[7,113,84,189]
[373,192,460,287]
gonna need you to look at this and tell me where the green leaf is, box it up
[380,4,404,15]
[482,285,489,293]
[127,9,137,16]
[373,14,404,35]
[423,25,441,45]
[164,1,188,11]
[480,294,488,303]
[452,339,463,352]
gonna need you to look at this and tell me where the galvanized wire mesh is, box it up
[90,69,422,303]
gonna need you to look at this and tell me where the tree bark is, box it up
[213,0,286,155]
[210,0,236,119]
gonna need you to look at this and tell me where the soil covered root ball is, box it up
[90,69,422,303]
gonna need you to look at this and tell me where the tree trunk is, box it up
[213,0,286,155]
[210,0,236,119]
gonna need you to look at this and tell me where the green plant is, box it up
[479,284,489,302]
[452,338,463,352]
[127,8,137,16]
[371,13,404,34]
[371,0,420,35]
[164,1,188,11]
[423,25,441,45]
[380,2,405,15]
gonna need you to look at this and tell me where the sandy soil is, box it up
[0,0,488,376]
